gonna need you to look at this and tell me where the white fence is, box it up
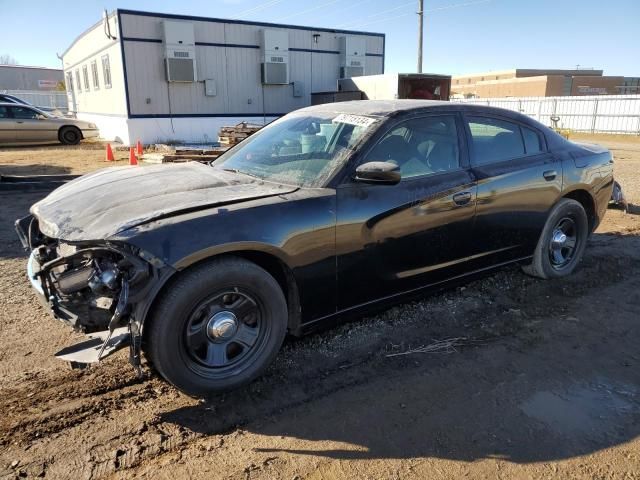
[1,89,68,109]
[452,94,640,134]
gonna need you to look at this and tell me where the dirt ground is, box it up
[1,135,640,480]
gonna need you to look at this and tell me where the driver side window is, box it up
[11,107,39,120]
[364,115,460,179]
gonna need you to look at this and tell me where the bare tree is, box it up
[0,54,18,65]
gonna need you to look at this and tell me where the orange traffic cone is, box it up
[129,147,138,166]
[105,143,114,162]
[136,140,143,157]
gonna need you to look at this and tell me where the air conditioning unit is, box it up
[339,36,366,78]
[260,30,289,85]
[162,21,197,83]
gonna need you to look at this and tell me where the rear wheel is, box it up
[145,256,287,396]
[59,126,82,145]
[522,198,588,279]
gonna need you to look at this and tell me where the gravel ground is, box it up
[1,135,639,479]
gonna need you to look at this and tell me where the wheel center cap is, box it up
[207,311,238,341]
[552,230,567,246]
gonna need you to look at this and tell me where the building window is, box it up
[75,69,81,94]
[91,60,100,90]
[66,72,74,92]
[82,65,90,92]
[102,55,112,89]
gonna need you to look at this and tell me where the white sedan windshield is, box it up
[212,111,380,187]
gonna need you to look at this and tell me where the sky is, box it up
[1,0,639,76]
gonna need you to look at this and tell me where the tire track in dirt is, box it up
[5,239,638,479]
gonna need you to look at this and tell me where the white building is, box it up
[61,9,385,145]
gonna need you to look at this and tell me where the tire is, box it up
[522,198,588,279]
[59,126,82,145]
[145,256,287,396]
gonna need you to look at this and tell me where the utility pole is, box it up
[417,0,424,73]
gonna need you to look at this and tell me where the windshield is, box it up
[211,111,380,187]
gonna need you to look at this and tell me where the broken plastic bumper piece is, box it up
[55,327,130,366]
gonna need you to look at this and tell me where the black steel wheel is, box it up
[183,290,267,376]
[59,126,82,145]
[145,256,287,396]
[523,198,588,279]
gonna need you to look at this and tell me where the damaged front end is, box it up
[15,214,166,374]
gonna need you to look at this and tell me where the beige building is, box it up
[451,69,631,98]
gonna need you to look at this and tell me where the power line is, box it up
[340,11,415,29]
[278,0,342,21]
[337,0,416,28]
[234,0,285,18]
[427,0,492,14]
[344,0,493,29]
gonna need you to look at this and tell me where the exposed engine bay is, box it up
[15,214,160,374]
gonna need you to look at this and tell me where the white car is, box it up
[0,102,99,146]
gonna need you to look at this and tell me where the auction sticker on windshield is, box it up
[332,113,377,128]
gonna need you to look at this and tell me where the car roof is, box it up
[0,102,32,107]
[296,99,535,120]
[296,99,569,149]
[297,99,447,117]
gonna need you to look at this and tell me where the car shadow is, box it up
[159,230,640,465]
[0,188,49,260]
[0,163,73,177]
[160,344,640,464]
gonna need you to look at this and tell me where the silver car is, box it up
[0,103,99,146]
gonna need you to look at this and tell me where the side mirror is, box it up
[36,114,47,120]
[354,161,400,185]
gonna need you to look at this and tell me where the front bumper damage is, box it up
[16,214,169,374]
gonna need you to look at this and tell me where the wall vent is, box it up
[339,36,366,78]
[340,66,365,79]
[162,21,197,83]
[260,30,289,85]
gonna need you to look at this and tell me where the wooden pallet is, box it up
[218,122,262,146]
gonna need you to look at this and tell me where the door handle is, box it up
[16,120,24,124]
[543,170,557,181]
[453,191,472,206]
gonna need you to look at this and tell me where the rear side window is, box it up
[522,126,543,155]
[467,116,525,165]
[0,106,9,118]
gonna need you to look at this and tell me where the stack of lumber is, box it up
[142,144,229,164]
[218,122,262,146]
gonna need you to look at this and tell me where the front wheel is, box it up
[59,126,82,145]
[145,256,288,396]
[522,198,588,279]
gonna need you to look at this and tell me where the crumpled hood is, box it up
[31,162,296,241]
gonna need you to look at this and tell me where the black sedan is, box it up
[16,100,614,395]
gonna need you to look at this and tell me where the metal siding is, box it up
[64,41,127,115]
[311,53,339,93]
[0,67,63,91]
[224,46,264,114]
[82,12,384,120]
[365,36,384,55]
[195,46,229,113]
[124,42,170,115]
[365,57,383,77]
